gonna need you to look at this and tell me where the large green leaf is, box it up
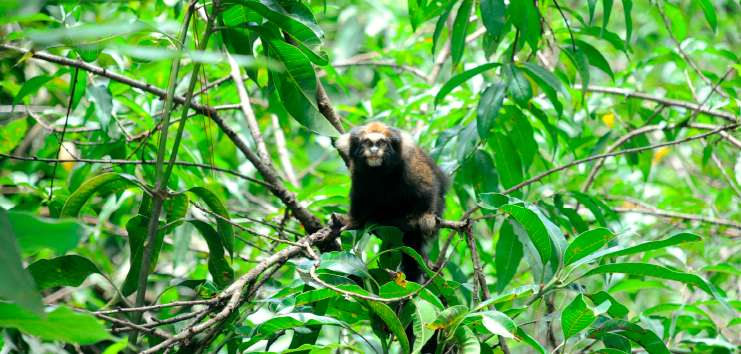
[520,62,571,104]
[573,39,614,80]
[450,0,474,67]
[318,251,371,279]
[60,173,139,218]
[516,327,547,354]
[431,0,456,55]
[220,4,261,83]
[70,68,86,110]
[7,212,89,255]
[0,119,27,154]
[600,0,613,37]
[245,25,338,137]
[488,132,523,198]
[580,263,734,315]
[86,84,113,134]
[410,298,439,354]
[235,0,327,65]
[426,305,468,330]
[569,233,703,269]
[188,220,235,288]
[435,63,501,106]
[121,215,166,297]
[26,255,103,291]
[496,219,523,293]
[240,313,357,350]
[476,82,507,139]
[499,205,551,266]
[464,150,499,195]
[11,70,69,112]
[379,281,444,311]
[0,303,113,344]
[622,0,632,50]
[368,301,410,354]
[690,0,716,32]
[0,211,44,316]
[475,310,517,338]
[589,319,669,354]
[504,64,532,106]
[562,293,610,339]
[188,186,234,258]
[564,228,615,266]
[562,46,590,101]
[454,325,480,354]
[480,0,506,42]
[504,105,536,169]
[586,291,629,318]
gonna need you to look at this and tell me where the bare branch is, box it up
[271,113,299,186]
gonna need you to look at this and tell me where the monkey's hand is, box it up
[330,213,364,230]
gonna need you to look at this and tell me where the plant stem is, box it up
[126,1,199,351]
[162,1,221,185]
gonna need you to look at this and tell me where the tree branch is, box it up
[700,138,741,199]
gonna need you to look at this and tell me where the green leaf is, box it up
[237,0,327,65]
[662,3,686,41]
[499,205,552,266]
[368,301,410,354]
[587,0,596,26]
[589,319,668,354]
[8,212,89,255]
[564,228,615,266]
[488,132,523,198]
[60,173,139,218]
[188,220,235,288]
[245,25,338,137]
[520,62,571,105]
[86,84,113,134]
[523,0,541,51]
[435,63,501,106]
[570,193,607,228]
[480,0,506,43]
[0,303,113,344]
[121,215,166,297]
[454,325,480,354]
[411,298,439,354]
[600,0,613,37]
[11,71,68,113]
[0,119,27,154]
[476,82,507,139]
[427,305,469,330]
[241,313,357,350]
[516,327,548,354]
[465,150,500,194]
[504,64,532,106]
[451,0,474,67]
[690,0,717,32]
[0,211,44,316]
[477,310,517,338]
[562,293,607,339]
[26,255,102,292]
[407,0,423,31]
[479,192,513,210]
[700,263,741,275]
[188,186,235,258]
[504,105,536,169]
[380,282,444,311]
[318,251,371,279]
[396,246,461,306]
[622,0,632,50]
[573,39,613,80]
[586,291,629,318]
[432,0,456,56]
[609,279,671,294]
[561,46,590,101]
[73,40,107,62]
[162,193,188,234]
[570,233,704,269]
[496,219,523,293]
[580,263,734,315]
[220,6,261,83]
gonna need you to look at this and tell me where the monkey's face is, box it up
[362,133,388,167]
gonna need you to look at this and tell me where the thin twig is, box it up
[190,201,302,246]
[49,67,80,200]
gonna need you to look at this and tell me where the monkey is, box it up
[333,121,449,284]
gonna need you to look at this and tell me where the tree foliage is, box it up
[1,0,740,353]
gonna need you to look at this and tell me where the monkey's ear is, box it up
[334,133,352,157]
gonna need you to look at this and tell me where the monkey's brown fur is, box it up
[333,122,448,283]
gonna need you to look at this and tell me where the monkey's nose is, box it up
[370,147,380,154]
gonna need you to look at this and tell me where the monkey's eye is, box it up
[378,141,385,146]
[365,141,372,146]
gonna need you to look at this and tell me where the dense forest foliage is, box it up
[1,0,740,353]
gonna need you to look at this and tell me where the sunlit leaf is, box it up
[0,303,113,344]
[26,255,102,291]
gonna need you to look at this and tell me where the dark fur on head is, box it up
[333,122,449,283]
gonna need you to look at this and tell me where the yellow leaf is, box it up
[394,271,407,287]
[601,113,614,128]
[58,142,77,172]
[652,147,670,165]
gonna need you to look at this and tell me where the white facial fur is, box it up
[364,133,385,167]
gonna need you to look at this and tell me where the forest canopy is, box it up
[0,0,740,353]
